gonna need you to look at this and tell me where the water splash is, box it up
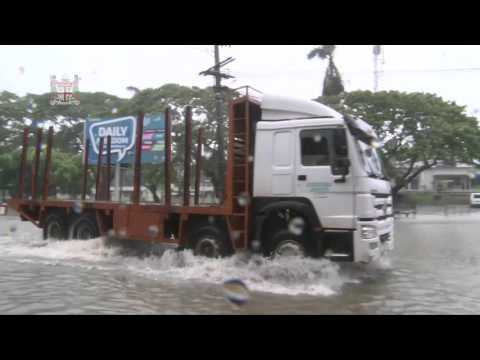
[368,255,393,271]
[288,217,305,236]
[0,236,120,263]
[237,192,250,207]
[124,250,347,296]
[251,240,261,253]
[148,225,159,238]
[0,221,360,297]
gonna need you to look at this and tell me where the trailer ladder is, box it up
[227,97,257,250]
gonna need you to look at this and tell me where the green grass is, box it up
[406,192,434,206]
[399,192,470,206]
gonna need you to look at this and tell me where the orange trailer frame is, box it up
[9,89,263,252]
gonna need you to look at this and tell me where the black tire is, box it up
[190,226,230,258]
[43,212,68,240]
[69,214,100,240]
[266,229,307,259]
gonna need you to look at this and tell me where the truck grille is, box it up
[380,233,390,243]
[373,193,393,219]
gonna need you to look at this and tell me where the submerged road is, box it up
[0,207,479,314]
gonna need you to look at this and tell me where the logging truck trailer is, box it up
[7,87,394,263]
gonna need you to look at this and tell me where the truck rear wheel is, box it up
[43,213,68,240]
[70,214,100,240]
[191,226,230,258]
[267,230,307,259]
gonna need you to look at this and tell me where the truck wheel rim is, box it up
[76,223,94,240]
[47,222,62,239]
[196,237,220,258]
[274,240,305,258]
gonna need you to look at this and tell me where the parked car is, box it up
[470,193,480,208]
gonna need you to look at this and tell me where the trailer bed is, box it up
[8,92,262,253]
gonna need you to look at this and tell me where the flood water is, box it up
[1,206,480,314]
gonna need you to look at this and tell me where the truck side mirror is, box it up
[332,158,350,176]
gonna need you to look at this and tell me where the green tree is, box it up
[0,84,235,202]
[0,91,29,151]
[25,92,129,154]
[318,90,480,197]
[122,84,235,201]
[0,152,19,198]
[0,148,84,198]
[308,45,345,96]
[49,150,84,197]
[0,90,129,154]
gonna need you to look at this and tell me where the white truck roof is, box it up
[257,94,377,139]
[260,94,343,121]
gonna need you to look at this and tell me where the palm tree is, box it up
[126,86,141,96]
[308,45,345,97]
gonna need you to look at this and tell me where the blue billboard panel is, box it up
[85,113,165,165]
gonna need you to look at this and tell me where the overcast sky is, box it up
[1,45,479,116]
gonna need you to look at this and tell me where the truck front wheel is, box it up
[191,226,230,258]
[267,230,306,259]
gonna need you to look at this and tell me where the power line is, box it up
[184,45,214,58]
[377,67,480,74]
[233,67,480,79]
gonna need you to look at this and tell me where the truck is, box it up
[8,87,394,263]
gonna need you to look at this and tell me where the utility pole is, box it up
[214,46,224,201]
[199,45,235,202]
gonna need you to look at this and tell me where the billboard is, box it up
[85,113,165,165]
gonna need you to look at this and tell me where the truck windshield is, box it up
[358,141,386,179]
[344,115,387,179]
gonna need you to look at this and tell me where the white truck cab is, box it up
[252,94,394,263]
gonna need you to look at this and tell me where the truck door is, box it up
[271,130,295,196]
[295,127,355,229]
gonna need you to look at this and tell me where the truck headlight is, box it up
[360,225,377,240]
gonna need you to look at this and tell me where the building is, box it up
[407,163,477,191]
